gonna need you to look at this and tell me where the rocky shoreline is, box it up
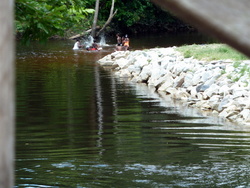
[97,47,250,126]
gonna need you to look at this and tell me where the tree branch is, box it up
[96,9,117,37]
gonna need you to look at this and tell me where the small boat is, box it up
[86,47,103,51]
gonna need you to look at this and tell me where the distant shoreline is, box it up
[98,46,250,126]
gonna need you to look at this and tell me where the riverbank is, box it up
[97,46,250,126]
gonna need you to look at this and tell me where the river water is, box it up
[15,33,250,187]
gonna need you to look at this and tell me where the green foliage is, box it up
[15,0,191,41]
[109,0,180,33]
[233,61,241,68]
[83,0,187,35]
[15,0,94,41]
[177,44,248,61]
[232,62,250,83]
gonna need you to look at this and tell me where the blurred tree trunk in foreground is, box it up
[152,0,250,58]
[0,0,15,187]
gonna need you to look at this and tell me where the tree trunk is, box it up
[109,0,115,18]
[96,9,117,37]
[0,0,15,187]
[96,0,117,37]
[91,0,100,37]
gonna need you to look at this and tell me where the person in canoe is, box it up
[115,34,130,51]
[116,33,122,46]
[73,39,83,50]
[123,34,130,50]
[86,40,102,51]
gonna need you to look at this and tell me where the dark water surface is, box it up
[16,34,250,187]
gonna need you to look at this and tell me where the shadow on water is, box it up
[15,33,250,187]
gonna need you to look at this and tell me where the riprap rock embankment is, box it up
[98,47,250,126]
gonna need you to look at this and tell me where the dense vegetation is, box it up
[15,0,94,41]
[15,0,194,41]
[100,0,193,35]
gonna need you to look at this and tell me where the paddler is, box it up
[123,34,129,50]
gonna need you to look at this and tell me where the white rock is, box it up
[116,58,129,69]
[176,90,190,100]
[119,69,131,78]
[190,86,198,98]
[201,70,213,83]
[138,64,152,82]
[192,72,201,86]
[165,87,178,95]
[208,95,221,110]
[225,64,235,73]
[204,84,220,98]
[158,74,175,91]
[183,72,194,88]
[98,47,250,126]
[148,64,165,86]
[219,85,231,96]
[134,55,149,68]
[240,109,250,121]
[127,65,141,74]
[173,74,185,88]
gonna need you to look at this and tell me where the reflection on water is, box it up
[15,34,250,187]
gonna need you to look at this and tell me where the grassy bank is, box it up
[176,43,250,81]
[177,43,248,61]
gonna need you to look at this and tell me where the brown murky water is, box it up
[15,34,250,187]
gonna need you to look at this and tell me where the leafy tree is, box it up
[97,0,190,35]
[15,0,191,41]
[15,0,94,41]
